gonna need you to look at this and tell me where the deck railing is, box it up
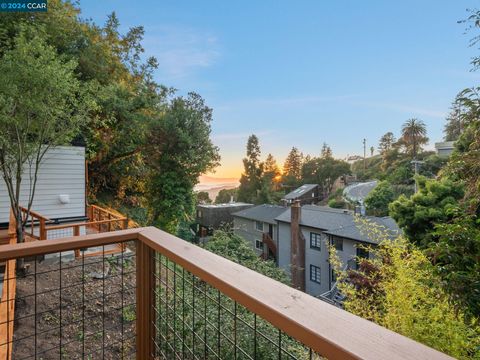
[0,228,453,359]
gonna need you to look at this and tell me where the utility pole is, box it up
[411,159,424,193]
[363,138,366,171]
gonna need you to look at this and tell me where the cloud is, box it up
[213,130,274,141]
[143,25,220,79]
[215,94,359,112]
[352,100,446,118]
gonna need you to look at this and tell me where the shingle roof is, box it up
[275,205,400,244]
[232,204,288,225]
[283,184,318,200]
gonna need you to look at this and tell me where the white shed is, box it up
[0,146,86,224]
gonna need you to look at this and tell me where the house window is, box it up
[331,269,337,283]
[197,210,202,218]
[310,265,321,284]
[310,232,322,250]
[332,237,343,251]
[255,240,263,250]
[255,221,264,232]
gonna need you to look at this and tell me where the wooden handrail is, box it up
[88,204,124,221]
[19,206,50,222]
[0,228,453,360]
[45,217,127,232]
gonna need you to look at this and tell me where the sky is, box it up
[80,0,480,179]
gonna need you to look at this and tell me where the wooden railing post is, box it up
[136,241,155,359]
[74,225,80,258]
[39,219,46,240]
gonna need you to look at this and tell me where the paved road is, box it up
[343,181,378,203]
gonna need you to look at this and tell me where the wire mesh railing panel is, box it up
[151,253,321,360]
[0,241,137,359]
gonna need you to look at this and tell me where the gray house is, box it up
[435,141,455,157]
[232,204,287,260]
[282,184,320,206]
[275,204,400,296]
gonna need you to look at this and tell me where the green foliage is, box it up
[301,156,350,196]
[146,93,220,232]
[215,188,238,204]
[328,198,346,209]
[205,231,290,284]
[378,132,396,154]
[0,2,221,234]
[196,191,212,204]
[282,147,303,187]
[0,27,93,241]
[237,135,264,204]
[332,231,480,359]
[389,177,464,248]
[364,181,395,216]
[399,118,429,159]
[431,213,480,319]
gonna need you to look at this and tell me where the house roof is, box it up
[283,184,318,200]
[232,204,288,225]
[275,205,400,245]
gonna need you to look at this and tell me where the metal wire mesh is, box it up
[151,253,320,360]
[0,242,136,359]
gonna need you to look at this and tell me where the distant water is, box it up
[194,182,239,191]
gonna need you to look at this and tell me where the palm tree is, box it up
[401,118,428,159]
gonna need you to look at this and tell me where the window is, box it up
[310,232,322,250]
[332,237,343,251]
[255,239,263,250]
[310,265,321,284]
[331,269,337,283]
[197,209,202,218]
[255,221,264,232]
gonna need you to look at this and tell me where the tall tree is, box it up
[378,132,396,154]
[282,147,303,187]
[321,142,333,159]
[370,146,375,157]
[0,30,92,243]
[444,99,465,141]
[237,135,264,203]
[399,119,428,159]
[146,93,220,233]
[263,153,281,191]
[301,156,350,197]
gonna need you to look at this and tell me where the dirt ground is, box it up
[12,250,136,360]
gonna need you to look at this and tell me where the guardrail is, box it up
[0,228,453,359]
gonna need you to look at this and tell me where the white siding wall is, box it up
[0,146,86,223]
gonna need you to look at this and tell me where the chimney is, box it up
[290,200,305,291]
[229,195,234,204]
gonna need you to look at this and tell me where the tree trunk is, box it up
[15,210,26,275]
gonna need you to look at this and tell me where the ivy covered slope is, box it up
[0,0,220,233]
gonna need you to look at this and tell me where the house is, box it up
[0,146,87,226]
[232,204,286,260]
[282,184,320,206]
[196,202,253,238]
[275,203,400,297]
[435,141,455,157]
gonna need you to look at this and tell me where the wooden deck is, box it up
[0,226,15,360]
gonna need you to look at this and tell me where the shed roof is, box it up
[283,184,318,200]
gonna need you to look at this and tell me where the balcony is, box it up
[0,227,452,359]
